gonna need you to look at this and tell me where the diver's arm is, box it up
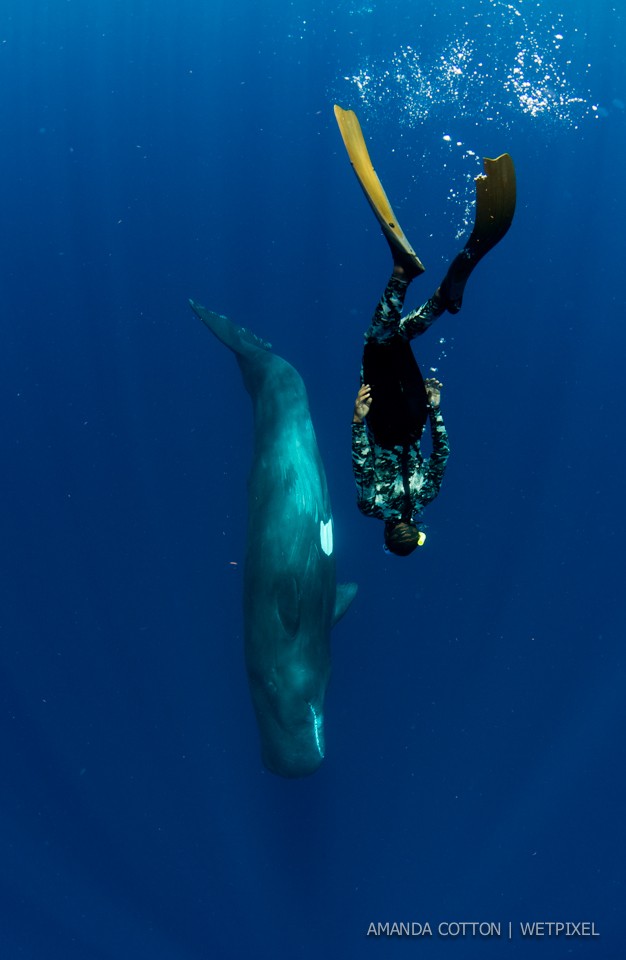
[420,403,450,504]
[352,382,380,515]
[352,421,379,516]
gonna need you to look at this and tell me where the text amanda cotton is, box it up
[367,921,600,939]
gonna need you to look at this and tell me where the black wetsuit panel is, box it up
[362,336,428,449]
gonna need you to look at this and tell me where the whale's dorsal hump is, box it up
[332,583,358,626]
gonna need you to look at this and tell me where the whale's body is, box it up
[191,302,357,777]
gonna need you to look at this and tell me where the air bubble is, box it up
[338,5,592,131]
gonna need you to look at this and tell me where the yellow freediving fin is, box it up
[333,104,425,276]
[440,152,517,312]
[471,153,516,255]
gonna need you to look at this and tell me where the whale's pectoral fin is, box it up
[189,300,272,357]
[333,583,358,626]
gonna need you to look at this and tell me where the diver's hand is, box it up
[424,378,443,409]
[353,384,372,423]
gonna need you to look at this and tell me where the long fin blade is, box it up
[470,153,517,255]
[439,152,517,312]
[334,104,425,275]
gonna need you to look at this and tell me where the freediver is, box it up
[334,105,516,557]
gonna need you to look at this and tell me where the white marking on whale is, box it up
[320,519,333,557]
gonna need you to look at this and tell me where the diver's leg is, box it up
[364,268,412,345]
[399,288,446,340]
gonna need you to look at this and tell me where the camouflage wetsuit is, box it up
[352,274,450,523]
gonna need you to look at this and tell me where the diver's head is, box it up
[383,520,426,557]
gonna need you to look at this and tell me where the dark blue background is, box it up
[1,1,624,957]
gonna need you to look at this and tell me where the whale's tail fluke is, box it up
[190,300,272,356]
[190,298,303,404]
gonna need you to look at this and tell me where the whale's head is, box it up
[244,553,358,778]
[246,586,332,778]
[244,508,357,777]
[255,668,328,778]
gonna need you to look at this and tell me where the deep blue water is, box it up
[1,1,625,957]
